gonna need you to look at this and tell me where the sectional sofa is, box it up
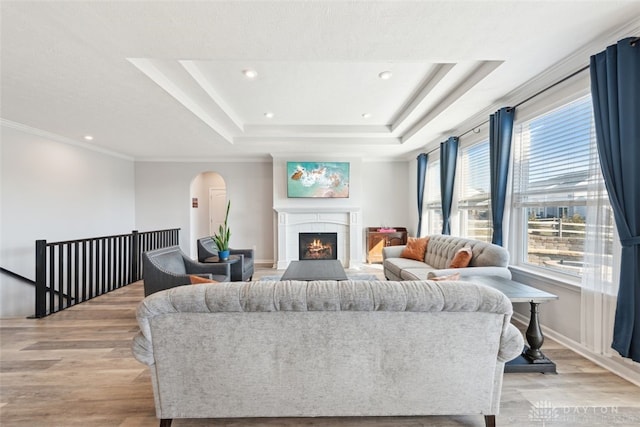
[382,234,511,281]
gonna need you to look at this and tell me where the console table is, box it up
[366,227,407,264]
[465,275,559,374]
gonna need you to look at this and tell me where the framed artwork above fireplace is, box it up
[287,161,350,198]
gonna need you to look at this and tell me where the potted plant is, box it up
[213,200,231,260]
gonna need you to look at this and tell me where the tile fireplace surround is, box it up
[274,207,362,269]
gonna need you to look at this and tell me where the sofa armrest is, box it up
[230,248,254,259]
[382,245,405,260]
[498,323,525,362]
[183,257,231,278]
[427,266,512,279]
[132,331,155,366]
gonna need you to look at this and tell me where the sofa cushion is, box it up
[449,247,472,268]
[383,257,428,279]
[423,235,509,269]
[430,272,461,281]
[400,237,429,261]
[399,268,434,280]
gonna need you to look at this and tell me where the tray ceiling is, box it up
[1,1,639,161]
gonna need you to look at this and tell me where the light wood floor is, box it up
[2,265,640,427]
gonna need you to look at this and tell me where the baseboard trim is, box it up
[511,313,640,388]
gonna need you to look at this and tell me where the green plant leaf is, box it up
[213,200,232,251]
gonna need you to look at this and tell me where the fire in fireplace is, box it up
[298,232,338,260]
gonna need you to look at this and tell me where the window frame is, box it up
[508,92,615,285]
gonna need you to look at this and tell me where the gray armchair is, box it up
[142,246,230,296]
[197,236,254,281]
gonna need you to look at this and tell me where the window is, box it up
[458,140,491,242]
[424,159,442,235]
[511,95,614,279]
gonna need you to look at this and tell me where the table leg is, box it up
[524,301,545,360]
[505,301,557,373]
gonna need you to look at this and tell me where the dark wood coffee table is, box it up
[281,260,348,281]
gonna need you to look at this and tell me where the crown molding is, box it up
[128,58,235,143]
[420,18,640,151]
[0,119,134,161]
[390,63,455,132]
[242,124,391,137]
[135,155,272,163]
[181,60,245,132]
[401,60,503,143]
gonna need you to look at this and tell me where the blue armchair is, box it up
[197,236,254,281]
[142,246,230,296]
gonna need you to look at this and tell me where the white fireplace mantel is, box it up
[273,206,362,269]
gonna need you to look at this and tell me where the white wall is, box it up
[361,160,413,233]
[0,125,135,318]
[135,161,273,262]
[0,142,411,316]
[271,157,412,265]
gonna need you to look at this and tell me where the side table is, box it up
[203,255,240,281]
[465,275,558,374]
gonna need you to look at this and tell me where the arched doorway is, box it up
[189,172,226,258]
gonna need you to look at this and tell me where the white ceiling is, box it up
[2,1,639,161]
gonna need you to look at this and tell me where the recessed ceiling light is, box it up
[264,112,274,118]
[378,71,392,80]
[361,113,372,119]
[83,135,94,141]
[242,69,258,79]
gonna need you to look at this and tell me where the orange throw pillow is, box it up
[430,272,461,281]
[449,247,472,268]
[400,237,429,261]
[189,275,219,285]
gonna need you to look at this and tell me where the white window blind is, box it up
[513,96,595,207]
[458,140,491,241]
[425,160,441,206]
[511,94,613,278]
[424,160,442,234]
[459,140,490,208]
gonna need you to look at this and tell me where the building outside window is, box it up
[511,95,614,280]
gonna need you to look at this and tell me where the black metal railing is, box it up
[34,228,180,318]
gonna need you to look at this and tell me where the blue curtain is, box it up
[440,137,459,235]
[489,107,516,246]
[590,37,640,362]
[416,153,429,237]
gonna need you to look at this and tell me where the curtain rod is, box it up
[454,64,591,140]
[423,36,637,156]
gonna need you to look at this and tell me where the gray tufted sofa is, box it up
[383,234,511,281]
[132,279,523,427]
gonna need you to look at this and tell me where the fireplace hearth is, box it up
[299,232,338,260]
